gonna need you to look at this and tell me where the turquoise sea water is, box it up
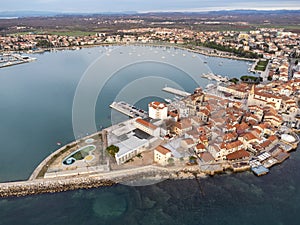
[1,46,298,225]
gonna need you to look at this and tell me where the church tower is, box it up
[247,85,255,106]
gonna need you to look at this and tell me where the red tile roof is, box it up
[136,118,157,130]
[226,149,250,160]
[196,143,206,150]
[149,101,167,110]
[155,145,171,155]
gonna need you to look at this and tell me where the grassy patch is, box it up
[46,30,96,37]
[10,30,96,37]
[255,59,269,71]
[72,151,84,160]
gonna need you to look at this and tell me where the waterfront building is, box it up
[220,140,244,156]
[115,136,150,165]
[148,101,168,120]
[226,149,250,161]
[154,145,172,166]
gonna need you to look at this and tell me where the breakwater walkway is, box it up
[0,165,203,198]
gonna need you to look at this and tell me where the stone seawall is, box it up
[0,177,115,198]
[0,166,204,198]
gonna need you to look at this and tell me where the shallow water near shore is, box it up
[1,145,300,225]
[0,45,297,225]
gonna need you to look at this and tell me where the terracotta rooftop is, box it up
[242,132,257,141]
[155,145,171,155]
[149,101,167,110]
[196,143,206,150]
[136,118,157,130]
[226,149,250,160]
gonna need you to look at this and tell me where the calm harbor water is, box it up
[0,46,298,225]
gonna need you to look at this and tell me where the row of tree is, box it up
[198,41,261,59]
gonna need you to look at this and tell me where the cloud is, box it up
[1,0,300,12]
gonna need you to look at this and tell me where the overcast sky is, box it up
[1,0,300,12]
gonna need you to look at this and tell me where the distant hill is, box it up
[0,10,138,18]
[0,11,60,18]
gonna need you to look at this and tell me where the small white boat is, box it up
[164,98,172,103]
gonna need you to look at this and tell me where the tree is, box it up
[229,78,239,84]
[168,157,175,166]
[36,39,53,48]
[106,145,119,157]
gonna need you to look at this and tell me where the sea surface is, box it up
[1,45,298,225]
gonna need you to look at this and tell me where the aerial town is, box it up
[31,67,300,181]
[1,19,300,197]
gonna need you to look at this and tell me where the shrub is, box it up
[106,145,119,157]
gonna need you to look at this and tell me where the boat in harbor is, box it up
[164,98,172,103]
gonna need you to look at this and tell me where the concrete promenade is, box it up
[29,131,103,180]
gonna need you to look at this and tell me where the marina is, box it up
[0,53,36,68]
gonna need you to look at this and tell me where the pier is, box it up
[162,87,191,97]
[201,73,229,82]
[110,101,148,118]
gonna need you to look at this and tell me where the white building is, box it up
[154,145,172,165]
[135,118,160,137]
[115,136,149,165]
[148,101,168,120]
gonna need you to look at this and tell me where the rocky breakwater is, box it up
[0,165,207,198]
[0,177,115,198]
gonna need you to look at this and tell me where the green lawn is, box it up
[10,30,96,37]
[71,145,95,160]
[255,59,269,71]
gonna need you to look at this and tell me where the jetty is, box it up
[201,73,229,82]
[162,87,191,97]
[110,101,148,118]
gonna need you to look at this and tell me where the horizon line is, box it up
[1,8,300,14]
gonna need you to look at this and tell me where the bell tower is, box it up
[247,85,255,106]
